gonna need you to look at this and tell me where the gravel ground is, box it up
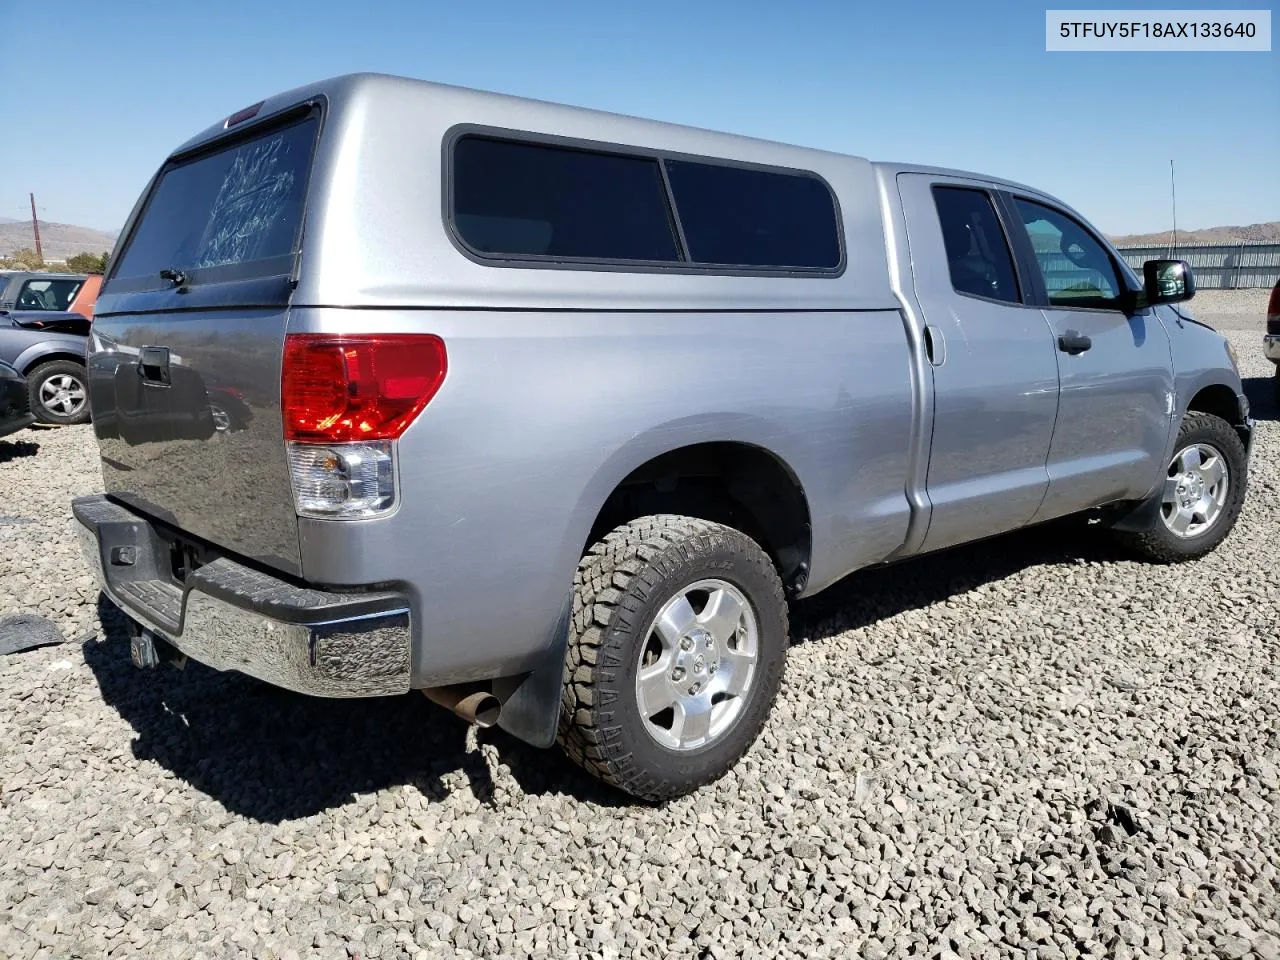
[1183,289,1273,331]
[1,321,1277,960]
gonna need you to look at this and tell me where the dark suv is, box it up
[0,272,91,424]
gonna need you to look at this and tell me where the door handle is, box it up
[924,324,946,366]
[137,346,171,385]
[1058,331,1092,355]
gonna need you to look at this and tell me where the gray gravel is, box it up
[1183,288,1273,331]
[1,325,1277,959]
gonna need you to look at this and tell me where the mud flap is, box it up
[1107,490,1163,533]
[494,597,571,749]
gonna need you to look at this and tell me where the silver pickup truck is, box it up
[73,73,1253,802]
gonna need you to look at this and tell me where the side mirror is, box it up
[1143,259,1196,306]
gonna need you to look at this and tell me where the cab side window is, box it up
[932,187,1021,304]
[1012,198,1124,310]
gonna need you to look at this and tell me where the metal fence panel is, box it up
[1113,242,1280,289]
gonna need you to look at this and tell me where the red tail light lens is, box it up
[282,334,447,442]
[1267,281,1280,334]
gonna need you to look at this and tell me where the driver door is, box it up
[1004,195,1176,520]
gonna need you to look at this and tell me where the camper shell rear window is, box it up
[109,111,320,292]
[448,130,844,276]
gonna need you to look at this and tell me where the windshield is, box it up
[112,113,319,286]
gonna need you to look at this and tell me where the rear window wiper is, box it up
[159,268,187,286]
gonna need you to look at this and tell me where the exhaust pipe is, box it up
[423,684,502,728]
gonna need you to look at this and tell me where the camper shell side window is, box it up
[445,127,845,277]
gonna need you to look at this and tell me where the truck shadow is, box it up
[1242,375,1277,422]
[83,595,627,822]
[789,517,1125,645]
[83,516,1132,821]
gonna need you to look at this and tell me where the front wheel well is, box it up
[586,442,813,593]
[1185,383,1241,425]
[22,353,86,377]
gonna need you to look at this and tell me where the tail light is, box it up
[1267,281,1280,335]
[282,333,447,519]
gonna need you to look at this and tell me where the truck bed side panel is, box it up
[290,307,916,686]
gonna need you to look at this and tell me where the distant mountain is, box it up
[1108,220,1280,247]
[0,219,117,262]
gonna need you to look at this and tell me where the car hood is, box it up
[2,311,91,336]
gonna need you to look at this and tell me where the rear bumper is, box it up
[73,494,412,697]
[1264,334,1280,363]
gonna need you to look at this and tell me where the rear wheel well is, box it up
[586,442,812,593]
[22,353,86,377]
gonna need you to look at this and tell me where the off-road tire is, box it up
[1113,412,1247,563]
[27,360,89,425]
[558,515,789,802]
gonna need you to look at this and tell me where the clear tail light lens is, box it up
[287,441,395,519]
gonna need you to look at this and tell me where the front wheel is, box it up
[27,360,89,425]
[558,515,789,802]
[1113,412,1247,563]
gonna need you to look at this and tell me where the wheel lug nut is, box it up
[671,667,685,681]
[680,637,694,651]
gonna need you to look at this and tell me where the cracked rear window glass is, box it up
[113,115,318,285]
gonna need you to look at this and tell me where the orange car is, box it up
[67,273,103,321]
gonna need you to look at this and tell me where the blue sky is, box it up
[2,0,1276,237]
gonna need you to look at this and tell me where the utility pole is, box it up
[1168,160,1177,258]
[29,192,44,264]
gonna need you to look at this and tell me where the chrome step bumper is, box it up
[73,495,412,698]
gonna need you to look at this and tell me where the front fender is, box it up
[1159,304,1248,454]
[11,336,88,375]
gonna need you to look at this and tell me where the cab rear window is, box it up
[111,114,318,288]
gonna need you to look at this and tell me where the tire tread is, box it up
[26,359,89,425]
[557,515,787,802]
[1114,412,1247,563]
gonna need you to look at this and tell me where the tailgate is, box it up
[88,107,321,576]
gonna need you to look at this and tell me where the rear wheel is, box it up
[1113,412,1247,563]
[27,360,89,425]
[558,515,789,802]
[1273,367,1279,407]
